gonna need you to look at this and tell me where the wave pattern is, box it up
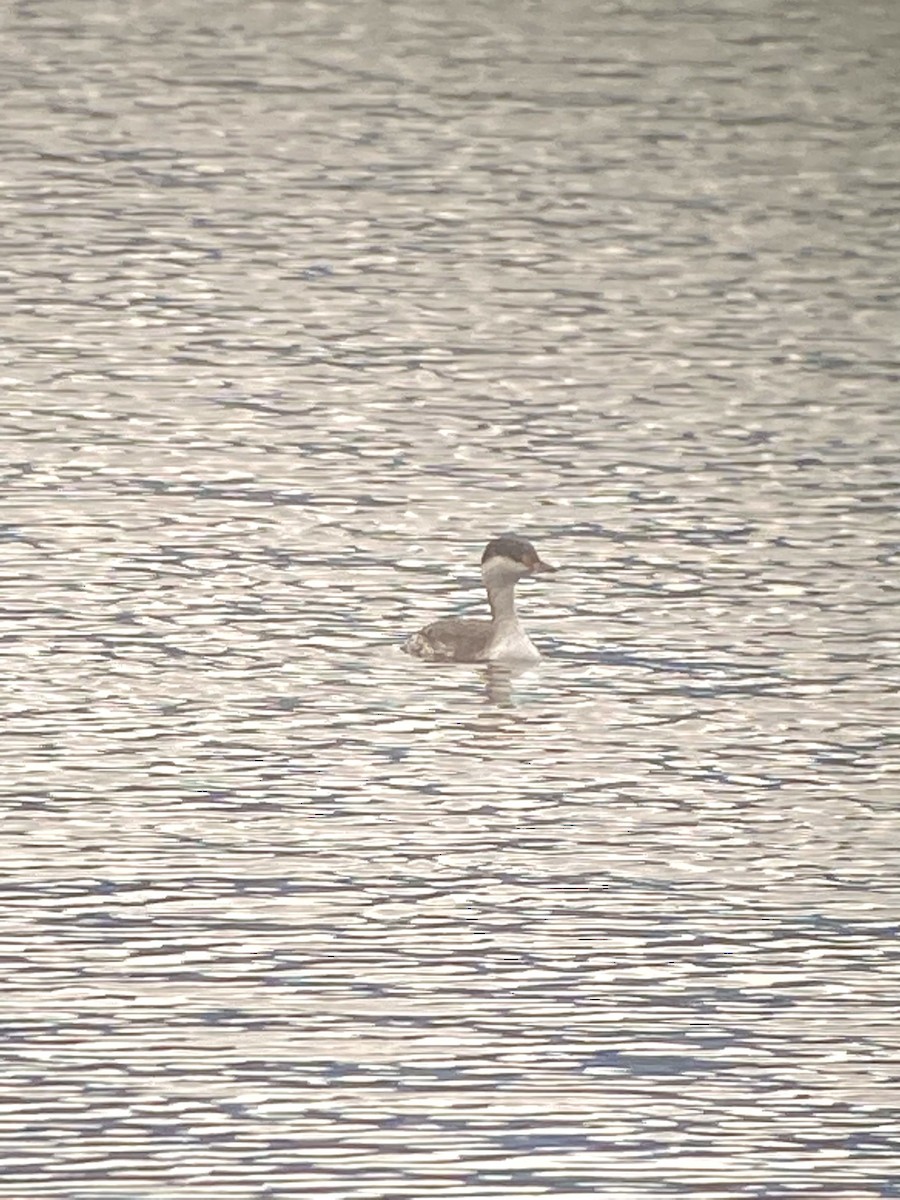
[2,0,899,1194]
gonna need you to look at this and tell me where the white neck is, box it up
[486,575,520,629]
[481,558,539,661]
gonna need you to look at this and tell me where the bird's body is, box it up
[404,617,494,663]
[404,535,555,664]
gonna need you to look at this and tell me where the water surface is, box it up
[2,0,899,1195]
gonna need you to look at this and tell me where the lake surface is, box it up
[2,0,899,1195]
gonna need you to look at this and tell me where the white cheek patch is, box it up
[482,555,524,586]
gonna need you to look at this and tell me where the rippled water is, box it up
[3,0,899,1195]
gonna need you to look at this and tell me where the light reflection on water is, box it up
[2,0,900,1194]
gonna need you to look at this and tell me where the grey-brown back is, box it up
[403,617,493,663]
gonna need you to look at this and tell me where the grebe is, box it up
[404,535,556,664]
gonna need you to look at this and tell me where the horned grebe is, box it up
[404,535,556,664]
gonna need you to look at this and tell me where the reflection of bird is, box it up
[404,536,556,664]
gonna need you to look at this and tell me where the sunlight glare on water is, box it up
[2,0,899,1195]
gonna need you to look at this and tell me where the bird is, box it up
[404,535,556,663]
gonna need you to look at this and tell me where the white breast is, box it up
[485,624,541,663]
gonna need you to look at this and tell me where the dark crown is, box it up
[482,535,536,565]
